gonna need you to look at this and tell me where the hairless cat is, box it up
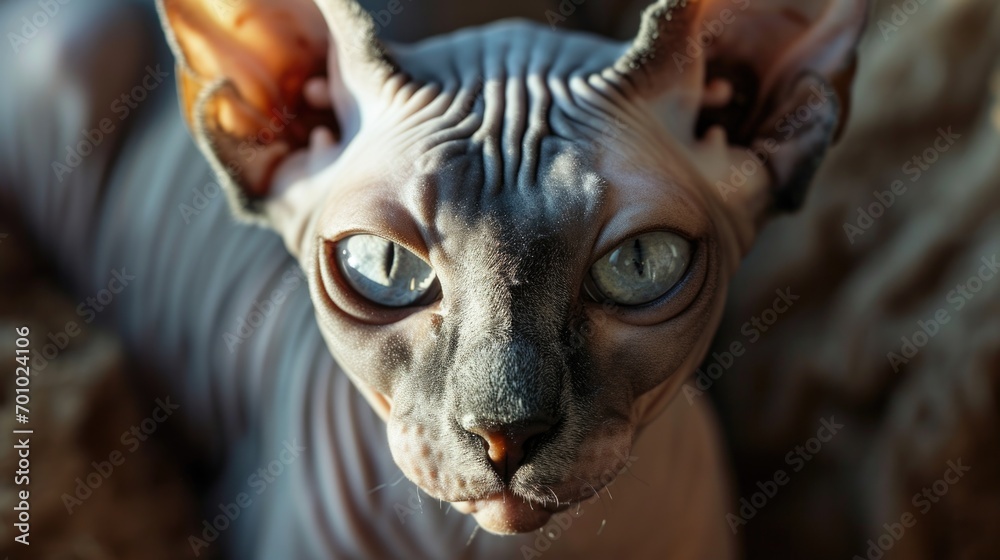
[0,0,867,557]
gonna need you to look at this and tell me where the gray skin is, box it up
[308,22,725,534]
[0,0,867,556]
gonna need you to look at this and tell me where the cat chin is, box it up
[454,491,565,534]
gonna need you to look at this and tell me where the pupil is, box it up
[383,242,396,278]
[631,239,645,276]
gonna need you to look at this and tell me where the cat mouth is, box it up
[453,490,570,534]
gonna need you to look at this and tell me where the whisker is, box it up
[545,485,560,507]
[597,519,606,536]
[571,475,602,505]
[571,475,609,517]
[619,462,649,487]
[466,525,480,547]
[368,474,406,495]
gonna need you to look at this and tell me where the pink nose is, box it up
[463,419,553,484]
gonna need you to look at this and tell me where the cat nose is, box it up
[462,417,555,484]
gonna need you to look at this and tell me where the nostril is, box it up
[461,417,555,483]
[520,430,547,458]
[481,430,512,466]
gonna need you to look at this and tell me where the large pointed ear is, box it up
[613,0,869,230]
[156,0,396,226]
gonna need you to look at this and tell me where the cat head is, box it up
[159,0,867,533]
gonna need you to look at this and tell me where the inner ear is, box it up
[157,0,396,224]
[615,0,868,212]
[693,59,760,145]
[159,0,331,203]
[694,62,846,211]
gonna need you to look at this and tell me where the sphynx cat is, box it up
[0,0,867,557]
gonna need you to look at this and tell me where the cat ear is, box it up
[157,0,396,225]
[613,0,868,234]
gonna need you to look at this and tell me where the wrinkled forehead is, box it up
[390,21,623,94]
[375,23,631,257]
[414,137,608,225]
[402,137,608,265]
[321,20,713,276]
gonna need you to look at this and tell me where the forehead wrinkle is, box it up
[403,140,483,249]
[395,137,607,281]
[365,23,631,276]
[499,25,545,194]
[386,22,625,192]
[395,117,606,236]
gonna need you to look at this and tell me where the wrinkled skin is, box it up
[299,24,733,533]
[156,0,868,535]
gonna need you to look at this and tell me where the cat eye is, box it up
[586,231,692,306]
[336,235,438,307]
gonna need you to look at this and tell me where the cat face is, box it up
[300,34,728,529]
[159,0,867,533]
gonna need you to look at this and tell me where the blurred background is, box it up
[709,0,1000,557]
[1,0,998,558]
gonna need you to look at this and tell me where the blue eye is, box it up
[336,235,437,307]
[587,231,691,306]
